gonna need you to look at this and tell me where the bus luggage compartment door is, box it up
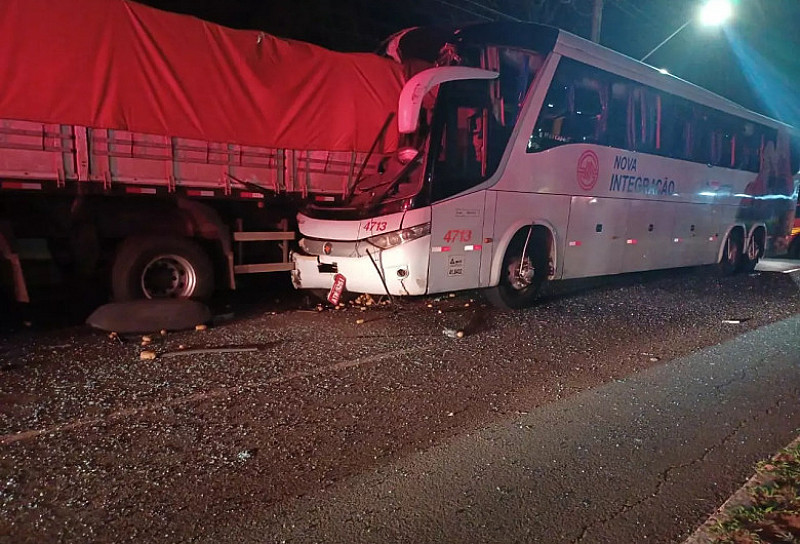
[562,196,630,279]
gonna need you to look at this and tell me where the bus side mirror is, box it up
[398,66,499,134]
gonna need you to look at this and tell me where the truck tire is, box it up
[111,236,214,301]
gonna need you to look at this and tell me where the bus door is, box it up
[425,101,495,293]
[421,69,517,293]
[427,191,488,293]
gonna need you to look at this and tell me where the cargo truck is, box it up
[0,0,405,304]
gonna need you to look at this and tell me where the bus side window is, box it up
[605,81,629,149]
[528,83,570,152]
[735,122,760,172]
[568,81,605,144]
[527,59,605,152]
[660,95,692,160]
[692,107,711,164]
[628,86,659,153]
[709,113,734,168]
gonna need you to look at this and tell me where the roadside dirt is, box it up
[686,437,800,544]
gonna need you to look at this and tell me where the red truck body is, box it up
[0,0,406,303]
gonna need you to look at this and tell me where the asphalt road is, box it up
[244,312,800,544]
[1,262,799,543]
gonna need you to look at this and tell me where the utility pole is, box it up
[591,0,603,43]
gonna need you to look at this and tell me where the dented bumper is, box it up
[290,236,431,296]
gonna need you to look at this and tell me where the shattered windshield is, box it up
[306,45,544,217]
[347,144,427,210]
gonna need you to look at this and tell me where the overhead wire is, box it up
[571,0,595,18]
[609,0,668,31]
[429,0,493,21]
[459,0,524,22]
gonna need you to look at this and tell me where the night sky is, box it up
[138,0,800,126]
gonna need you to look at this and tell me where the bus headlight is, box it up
[366,222,431,249]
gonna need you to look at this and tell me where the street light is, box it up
[699,0,733,26]
[641,0,733,63]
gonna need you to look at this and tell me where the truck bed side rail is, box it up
[0,118,388,198]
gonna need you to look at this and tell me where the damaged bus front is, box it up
[291,25,551,298]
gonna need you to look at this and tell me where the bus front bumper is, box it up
[290,237,430,297]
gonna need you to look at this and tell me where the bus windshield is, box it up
[427,47,542,201]
[312,46,545,217]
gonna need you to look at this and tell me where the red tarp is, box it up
[0,0,404,152]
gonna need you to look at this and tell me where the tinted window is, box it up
[527,57,772,173]
[661,96,692,160]
[527,59,607,151]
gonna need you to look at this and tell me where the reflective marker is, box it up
[1,181,42,190]
[126,187,157,194]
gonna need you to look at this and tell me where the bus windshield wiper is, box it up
[345,114,395,201]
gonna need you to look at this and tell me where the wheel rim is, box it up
[141,254,197,298]
[506,255,535,291]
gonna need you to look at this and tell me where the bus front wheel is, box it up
[486,229,548,309]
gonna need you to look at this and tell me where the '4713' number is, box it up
[443,229,472,243]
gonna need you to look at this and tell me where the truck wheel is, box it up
[486,229,548,309]
[112,236,214,301]
[717,230,743,276]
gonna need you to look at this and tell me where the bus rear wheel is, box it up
[717,230,743,276]
[739,231,764,273]
[486,229,548,309]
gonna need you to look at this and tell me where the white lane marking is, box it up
[0,346,427,446]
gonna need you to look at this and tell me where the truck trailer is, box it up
[0,0,405,304]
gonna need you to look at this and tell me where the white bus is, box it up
[291,23,799,308]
